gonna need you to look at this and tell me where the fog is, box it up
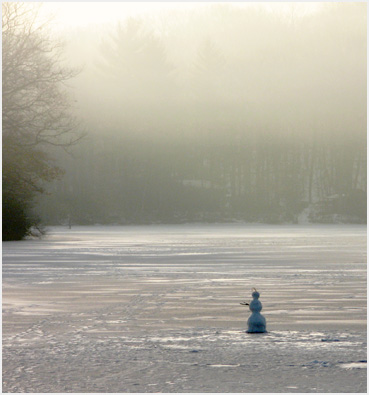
[36,2,366,225]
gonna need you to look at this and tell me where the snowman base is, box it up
[246,325,267,333]
[247,313,266,333]
[247,327,267,334]
[246,329,268,334]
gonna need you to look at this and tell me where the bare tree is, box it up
[2,2,82,240]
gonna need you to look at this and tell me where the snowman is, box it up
[240,288,267,333]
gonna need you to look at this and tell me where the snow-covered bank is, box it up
[2,224,367,392]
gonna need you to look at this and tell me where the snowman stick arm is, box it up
[240,302,249,305]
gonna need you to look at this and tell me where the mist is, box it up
[36,2,366,225]
[2,3,367,391]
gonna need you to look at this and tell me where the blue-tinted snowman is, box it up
[240,288,267,333]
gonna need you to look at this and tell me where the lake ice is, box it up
[2,224,367,392]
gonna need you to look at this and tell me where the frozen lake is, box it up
[2,224,367,392]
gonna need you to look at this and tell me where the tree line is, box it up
[38,3,365,225]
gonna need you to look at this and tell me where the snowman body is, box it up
[247,290,266,333]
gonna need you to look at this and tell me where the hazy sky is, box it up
[40,2,203,28]
[39,2,322,29]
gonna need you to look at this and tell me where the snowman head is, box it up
[251,288,260,299]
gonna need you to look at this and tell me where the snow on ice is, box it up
[2,224,367,392]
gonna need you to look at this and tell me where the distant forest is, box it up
[37,3,366,225]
